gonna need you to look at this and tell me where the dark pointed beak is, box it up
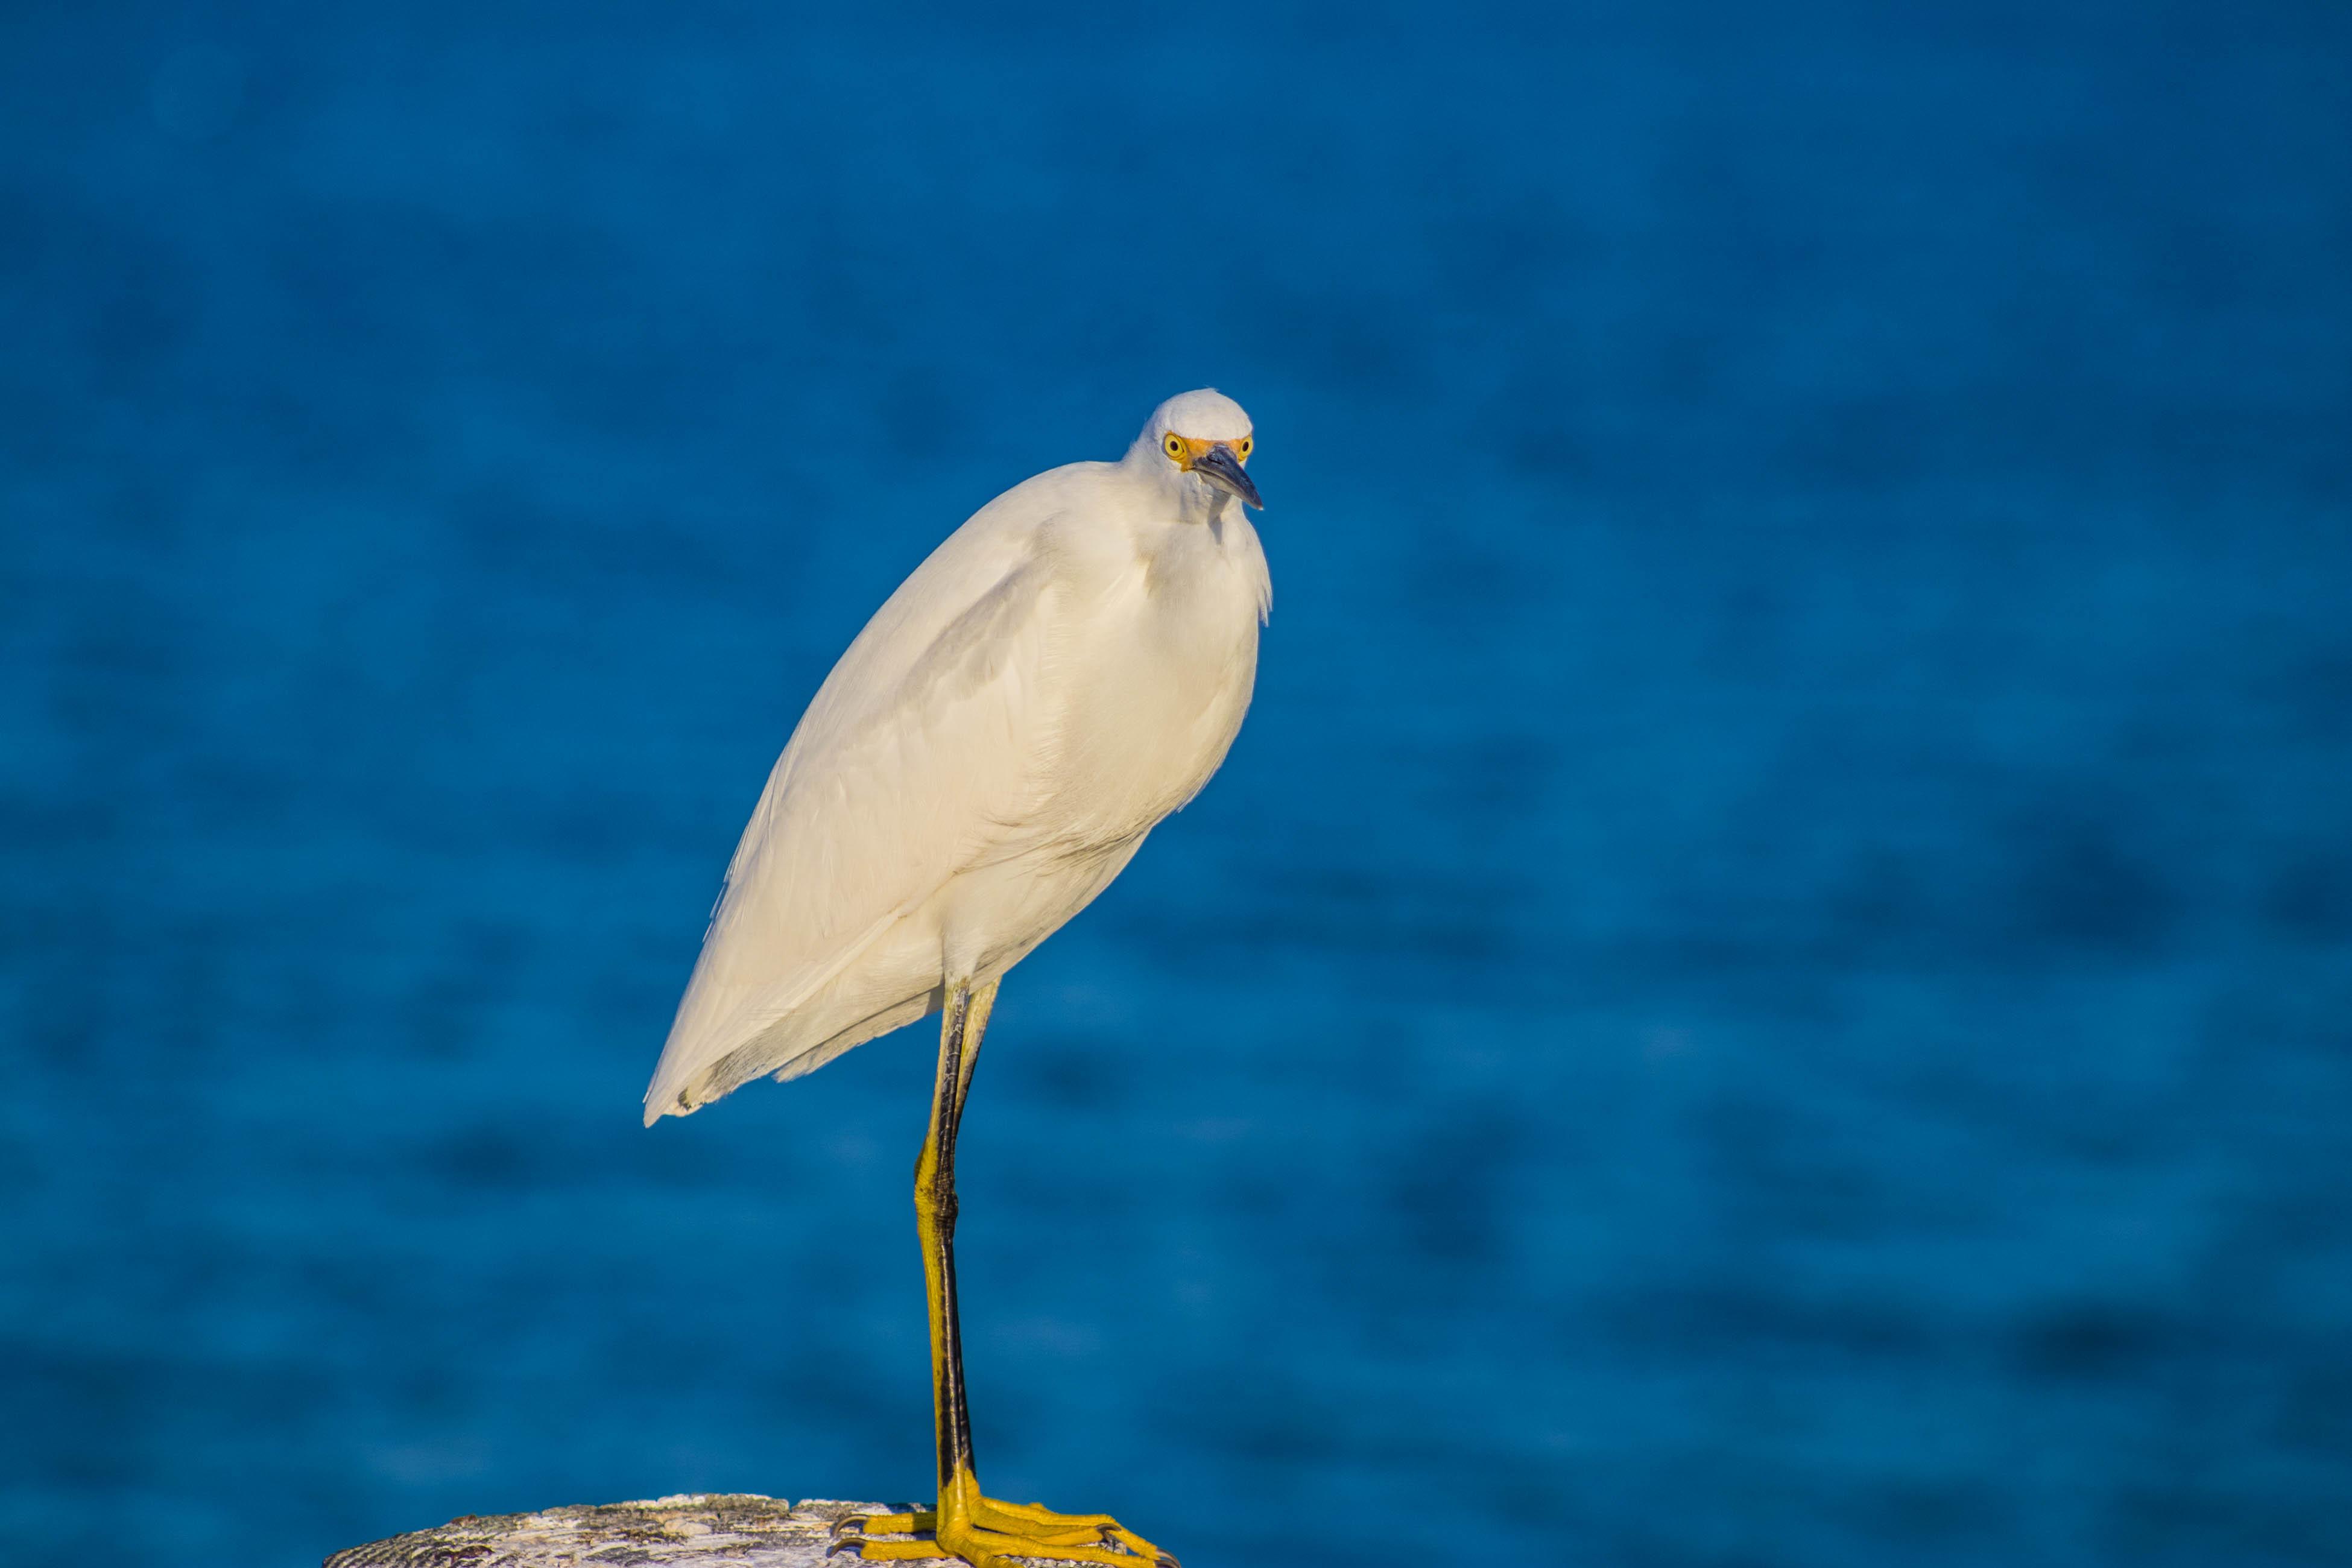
[1193,443,1263,510]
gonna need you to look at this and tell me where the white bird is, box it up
[645,389,1268,1568]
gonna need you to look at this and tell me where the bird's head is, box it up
[1134,388,1260,512]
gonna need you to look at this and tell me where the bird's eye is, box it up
[1235,437,1253,460]
[1163,433,1185,460]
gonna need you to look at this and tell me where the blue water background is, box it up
[4,3,2350,1564]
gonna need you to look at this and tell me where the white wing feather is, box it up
[643,495,1067,1122]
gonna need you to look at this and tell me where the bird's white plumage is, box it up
[645,390,1269,1124]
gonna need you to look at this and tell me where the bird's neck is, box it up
[1120,449,1226,528]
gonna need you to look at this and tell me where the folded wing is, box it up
[644,532,1059,1122]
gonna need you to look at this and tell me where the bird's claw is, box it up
[1093,1525,1175,1565]
[831,1497,1172,1566]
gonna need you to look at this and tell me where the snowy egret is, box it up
[645,390,1269,1568]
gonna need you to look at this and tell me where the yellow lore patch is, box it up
[1161,432,1253,469]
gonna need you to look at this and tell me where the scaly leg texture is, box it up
[833,981,1175,1568]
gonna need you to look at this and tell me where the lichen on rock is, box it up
[325,1495,949,1568]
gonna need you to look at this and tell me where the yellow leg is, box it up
[832,979,1175,1568]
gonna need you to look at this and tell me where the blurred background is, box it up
[4,2,2350,1565]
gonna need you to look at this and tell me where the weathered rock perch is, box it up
[324,1495,958,1568]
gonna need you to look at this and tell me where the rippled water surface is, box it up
[4,4,2350,1565]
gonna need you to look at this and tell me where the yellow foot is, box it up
[832,1496,1175,1567]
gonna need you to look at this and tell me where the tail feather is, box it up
[641,984,943,1125]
